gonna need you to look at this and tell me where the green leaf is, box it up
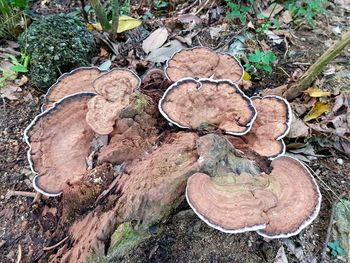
[12,0,27,8]
[262,64,273,73]
[10,64,28,73]
[248,53,261,63]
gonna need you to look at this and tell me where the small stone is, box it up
[337,158,344,165]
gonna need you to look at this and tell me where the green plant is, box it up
[256,18,279,33]
[90,0,121,38]
[245,50,277,74]
[225,0,253,25]
[327,240,346,257]
[0,53,29,88]
[285,0,327,28]
[18,14,96,89]
[0,0,28,40]
[7,53,29,73]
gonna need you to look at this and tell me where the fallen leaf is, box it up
[274,246,288,263]
[146,40,184,63]
[265,30,283,44]
[117,16,142,33]
[243,71,251,81]
[304,87,331,97]
[280,10,293,24]
[177,14,202,25]
[142,27,169,54]
[0,85,22,100]
[287,113,310,138]
[99,60,112,71]
[261,3,284,18]
[304,101,331,122]
[91,15,142,33]
[15,75,28,86]
[261,85,287,97]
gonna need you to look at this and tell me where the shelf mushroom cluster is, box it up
[23,46,321,241]
[25,68,141,196]
[159,47,321,238]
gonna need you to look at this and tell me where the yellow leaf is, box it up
[91,23,103,31]
[90,16,142,33]
[304,101,331,122]
[87,24,95,30]
[243,71,251,81]
[304,87,331,97]
[117,15,142,33]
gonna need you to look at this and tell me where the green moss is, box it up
[133,92,148,113]
[19,14,96,89]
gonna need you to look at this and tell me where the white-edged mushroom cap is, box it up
[93,69,140,102]
[159,78,256,135]
[165,47,244,83]
[42,67,103,111]
[242,96,292,158]
[24,93,96,196]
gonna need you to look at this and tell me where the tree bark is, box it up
[284,31,350,101]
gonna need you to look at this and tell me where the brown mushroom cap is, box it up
[186,141,321,237]
[186,172,276,233]
[24,93,95,196]
[93,69,140,101]
[257,156,321,238]
[165,47,243,83]
[85,96,122,135]
[42,67,103,111]
[86,69,140,135]
[159,78,256,135]
[242,96,292,158]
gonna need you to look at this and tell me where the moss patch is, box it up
[19,14,96,89]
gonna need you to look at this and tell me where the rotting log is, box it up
[284,31,350,101]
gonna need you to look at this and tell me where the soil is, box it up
[0,1,349,263]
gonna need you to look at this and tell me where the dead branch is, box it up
[284,31,350,100]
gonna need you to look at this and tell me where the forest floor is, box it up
[0,0,349,262]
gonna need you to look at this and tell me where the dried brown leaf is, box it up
[142,27,169,54]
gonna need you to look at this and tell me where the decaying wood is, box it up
[284,31,350,100]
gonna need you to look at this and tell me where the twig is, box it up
[321,193,346,262]
[194,0,210,15]
[16,244,22,263]
[292,62,312,66]
[6,190,37,199]
[42,237,69,251]
[277,66,290,77]
[179,0,199,14]
[303,163,339,199]
[33,192,42,203]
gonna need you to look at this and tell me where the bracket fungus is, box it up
[165,47,244,83]
[24,93,95,196]
[186,135,321,238]
[42,67,103,111]
[159,78,256,135]
[85,69,141,135]
[242,96,292,158]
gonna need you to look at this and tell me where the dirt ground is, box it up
[0,0,349,262]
